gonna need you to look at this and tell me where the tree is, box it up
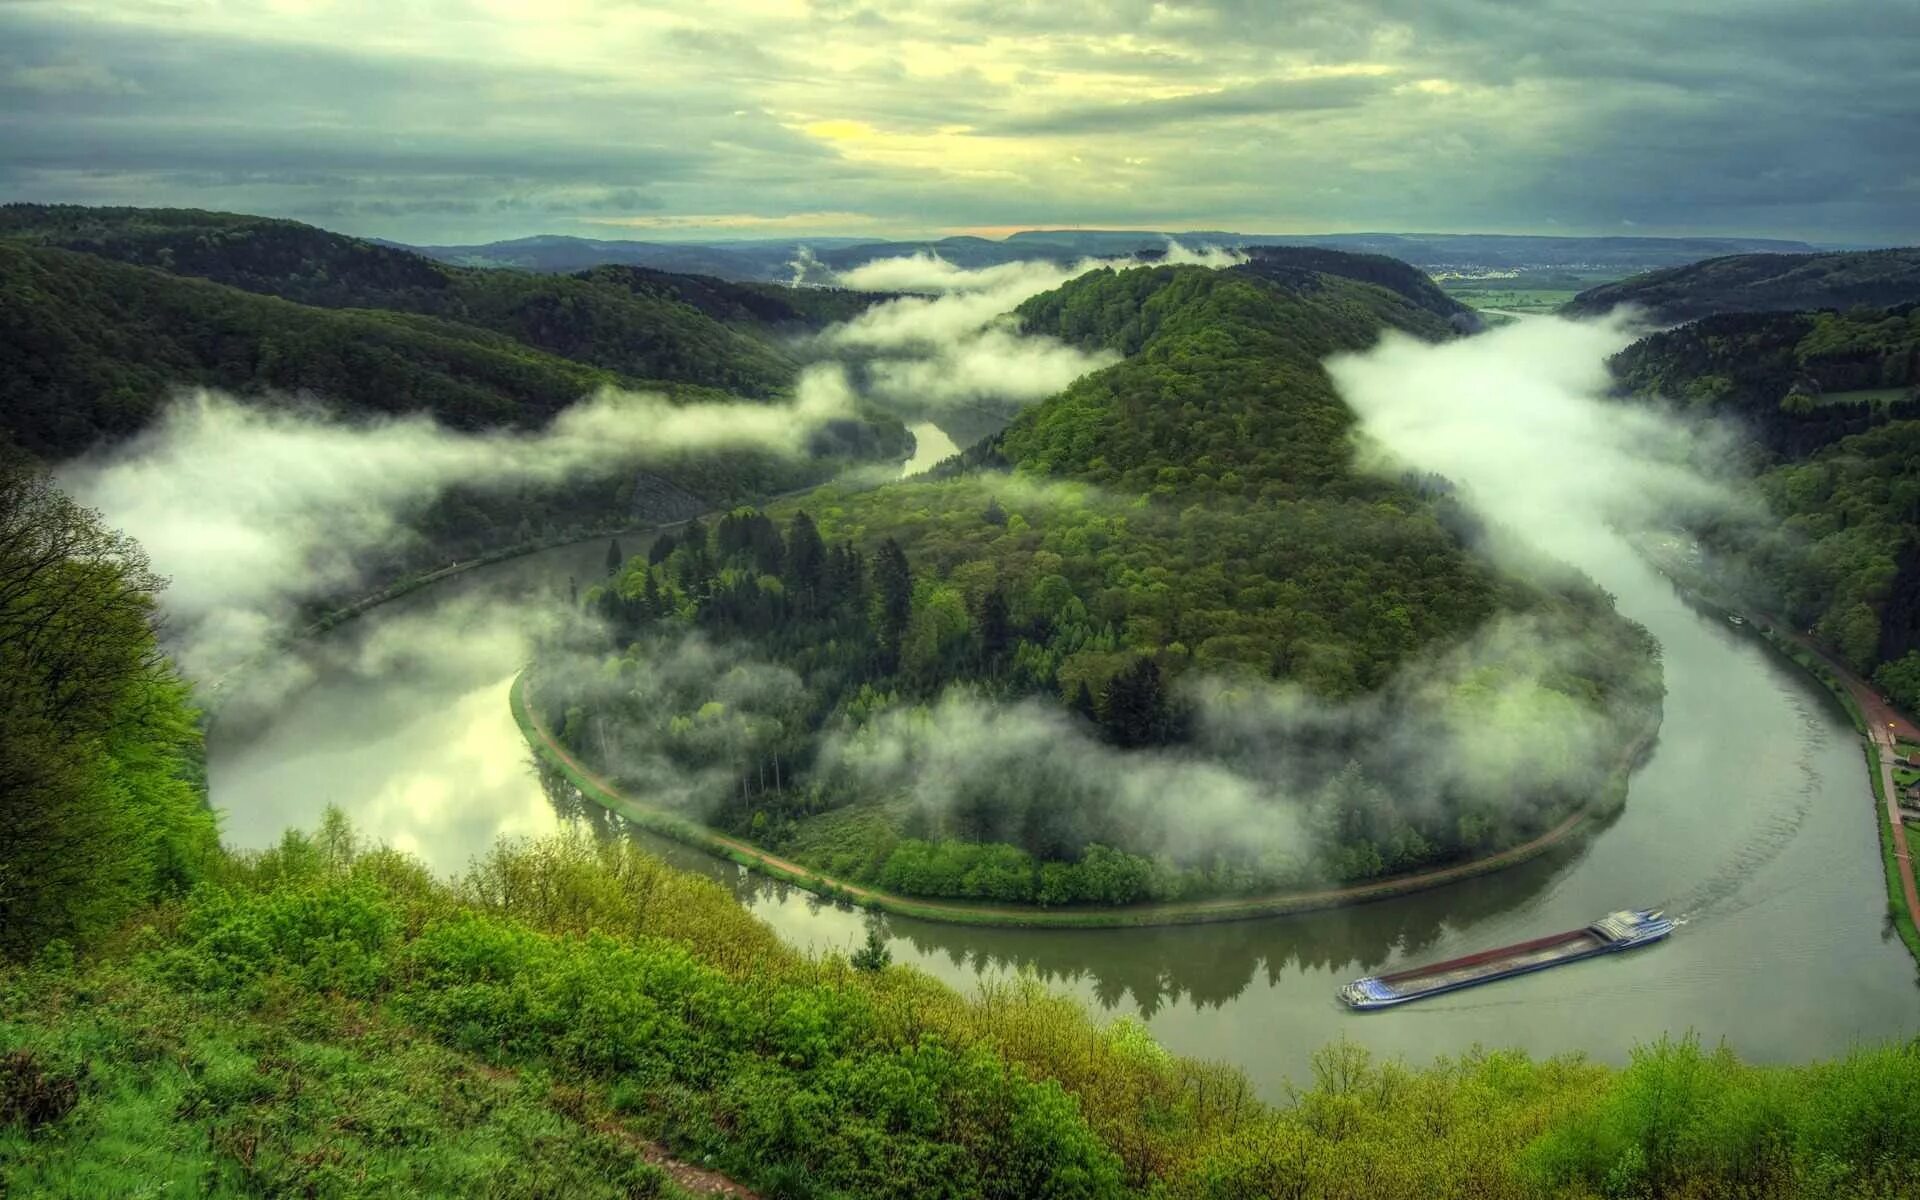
[785,511,826,614]
[904,585,972,680]
[648,532,678,566]
[1071,681,1099,723]
[976,587,1012,670]
[1100,656,1180,749]
[850,921,892,972]
[826,540,865,615]
[0,458,217,958]
[872,538,913,671]
[605,538,624,576]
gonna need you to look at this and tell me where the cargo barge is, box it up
[1339,910,1673,1010]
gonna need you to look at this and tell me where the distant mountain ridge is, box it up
[1564,247,1920,323]
[384,227,1824,282]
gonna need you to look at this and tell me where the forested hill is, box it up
[1608,303,1920,704]
[0,242,633,456]
[1563,246,1920,323]
[0,206,910,574]
[1000,261,1459,496]
[1232,245,1478,327]
[0,204,836,397]
[552,261,1661,908]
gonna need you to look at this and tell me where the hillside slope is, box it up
[0,242,640,457]
[1609,304,1920,699]
[0,205,807,396]
[1565,247,1920,323]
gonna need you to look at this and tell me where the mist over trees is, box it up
[1608,303,1920,700]
[537,262,1663,907]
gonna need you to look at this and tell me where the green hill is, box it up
[1564,247,1920,323]
[0,204,832,397]
[0,242,642,457]
[546,261,1660,908]
[0,228,908,574]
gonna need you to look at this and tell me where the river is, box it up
[206,531,1919,1098]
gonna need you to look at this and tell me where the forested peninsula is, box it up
[530,259,1663,912]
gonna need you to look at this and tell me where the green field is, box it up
[1441,287,1582,312]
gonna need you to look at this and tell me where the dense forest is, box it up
[1565,247,1920,323]
[1608,304,1920,704]
[0,204,894,394]
[5,465,1919,1197]
[0,205,911,604]
[538,263,1662,907]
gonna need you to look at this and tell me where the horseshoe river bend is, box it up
[206,531,1919,1100]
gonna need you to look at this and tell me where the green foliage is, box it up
[94,833,1127,1199]
[0,460,218,960]
[8,814,1920,1198]
[1614,306,1920,678]
[1523,1035,1920,1198]
[1876,651,1920,710]
[0,964,674,1198]
[850,923,893,972]
[0,203,799,401]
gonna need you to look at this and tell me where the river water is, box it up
[206,531,1919,1098]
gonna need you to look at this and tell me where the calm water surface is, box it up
[207,534,1919,1098]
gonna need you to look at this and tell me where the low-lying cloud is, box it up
[1329,314,1739,570]
[62,370,855,681]
[814,242,1244,412]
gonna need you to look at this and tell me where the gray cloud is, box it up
[983,74,1390,136]
[0,1,1914,242]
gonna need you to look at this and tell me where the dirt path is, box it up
[515,674,1626,927]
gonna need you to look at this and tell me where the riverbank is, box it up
[512,670,1658,929]
[1633,535,1920,967]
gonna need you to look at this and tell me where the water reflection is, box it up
[535,758,1582,1016]
[899,422,962,477]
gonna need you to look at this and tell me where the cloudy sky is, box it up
[3,1,1915,244]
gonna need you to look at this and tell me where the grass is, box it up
[513,670,1656,929]
[1438,287,1581,312]
[11,813,1920,1198]
[0,964,686,1198]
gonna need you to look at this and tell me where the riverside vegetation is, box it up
[1605,299,1920,711]
[4,461,1920,1198]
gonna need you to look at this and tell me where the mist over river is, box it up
[207,530,1919,1098]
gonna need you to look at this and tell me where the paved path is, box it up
[1759,614,1920,937]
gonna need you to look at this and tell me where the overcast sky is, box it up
[2,1,1915,245]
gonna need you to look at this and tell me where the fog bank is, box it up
[1329,315,1737,570]
[62,371,852,681]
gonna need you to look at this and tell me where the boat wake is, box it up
[1655,700,1820,925]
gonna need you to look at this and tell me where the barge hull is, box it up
[1340,910,1673,1010]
